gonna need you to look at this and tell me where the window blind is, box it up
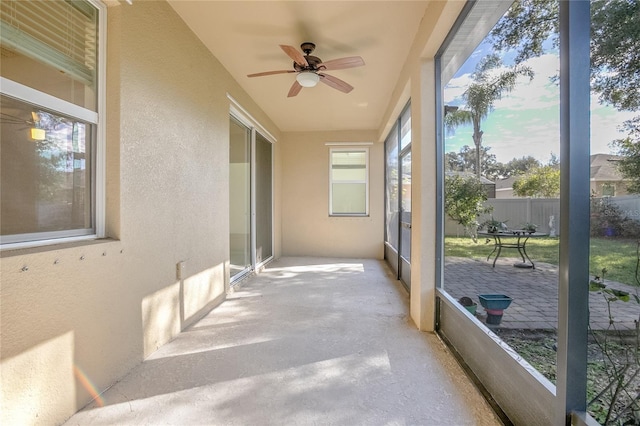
[0,0,97,87]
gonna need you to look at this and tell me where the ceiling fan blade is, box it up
[247,70,296,78]
[318,73,353,94]
[280,45,308,68]
[287,81,303,97]
[318,56,365,71]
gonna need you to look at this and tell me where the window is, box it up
[329,148,369,216]
[0,0,105,247]
[601,183,615,197]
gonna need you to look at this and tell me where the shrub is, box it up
[590,197,640,238]
[620,219,640,239]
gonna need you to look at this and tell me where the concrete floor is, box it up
[65,257,502,426]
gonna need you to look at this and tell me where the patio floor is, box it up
[64,257,502,426]
[444,256,640,331]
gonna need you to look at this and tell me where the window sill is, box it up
[0,237,120,258]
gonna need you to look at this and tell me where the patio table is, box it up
[478,231,548,269]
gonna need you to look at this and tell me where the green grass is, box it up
[445,236,640,286]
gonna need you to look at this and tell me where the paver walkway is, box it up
[444,256,639,330]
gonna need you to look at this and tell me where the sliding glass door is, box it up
[385,103,411,290]
[255,132,273,265]
[229,115,274,282]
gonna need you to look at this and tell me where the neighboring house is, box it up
[495,154,629,198]
[494,175,518,199]
[590,153,630,196]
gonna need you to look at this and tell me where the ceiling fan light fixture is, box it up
[296,71,319,87]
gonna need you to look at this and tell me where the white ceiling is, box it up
[168,1,431,133]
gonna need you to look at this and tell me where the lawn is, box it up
[444,236,640,287]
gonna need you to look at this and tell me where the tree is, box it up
[445,174,493,240]
[591,0,640,112]
[446,150,545,181]
[490,0,640,112]
[445,151,465,173]
[491,0,640,193]
[612,116,640,194]
[445,54,533,179]
[512,165,561,197]
[445,145,499,177]
[502,155,542,177]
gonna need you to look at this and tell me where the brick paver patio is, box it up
[444,256,639,331]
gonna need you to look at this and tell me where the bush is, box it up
[591,197,640,238]
[620,218,640,239]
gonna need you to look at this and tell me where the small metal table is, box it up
[478,231,548,269]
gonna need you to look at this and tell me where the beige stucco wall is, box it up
[0,2,281,425]
[281,131,384,259]
[376,1,465,331]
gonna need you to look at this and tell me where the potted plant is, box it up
[458,296,477,315]
[481,217,508,233]
[479,294,513,325]
[521,222,538,234]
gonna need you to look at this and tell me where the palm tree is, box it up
[445,54,533,178]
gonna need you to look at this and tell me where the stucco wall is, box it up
[0,2,281,425]
[281,131,384,259]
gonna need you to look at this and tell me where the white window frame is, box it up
[0,0,106,250]
[329,146,370,217]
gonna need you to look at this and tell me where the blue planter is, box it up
[486,313,504,325]
[479,294,513,310]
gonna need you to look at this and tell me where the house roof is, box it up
[495,176,517,190]
[590,153,625,181]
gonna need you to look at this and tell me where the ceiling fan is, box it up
[247,42,365,97]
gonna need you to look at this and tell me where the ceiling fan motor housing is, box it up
[294,55,322,72]
[300,42,316,55]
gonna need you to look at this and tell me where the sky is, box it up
[443,41,636,164]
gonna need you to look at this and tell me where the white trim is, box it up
[227,94,277,144]
[250,128,257,268]
[1,234,98,251]
[0,77,98,124]
[94,0,107,238]
[329,147,370,216]
[325,142,373,146]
